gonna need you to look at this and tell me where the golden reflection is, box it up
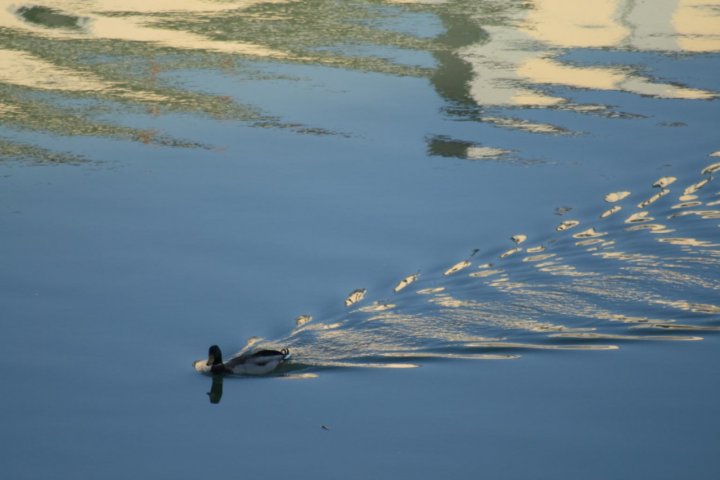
[467,341,619,351]
[511,234,528,245]
[556,219,580,232]
[522,1,628,48]
[0,48,166,100]
[601,205,622,218]
[654,299,720,313]
[481,116,569,135]
[394,273,420,292]
[668,209,720,220]
[684,178,710,195]
[673,0,720,52]
[701,162,720,175]
[1,1,291,58]
[523,253,555,263]
[576,238,606,247]
[460,0,718,108]
[469,269,503,278]
[605,191,631,203]
[672,201,703,209]
[638,189,670,208]
[550,333,702,341]
[295,315,313,327]
[626,211,653,223]
[626,223,674,233]
[444,260,471,276]
[417,287,445,294]
[358,302,396,313]
[345,288,367,307]
[658,237,720,247]
[654,176,678,188]
[500,247,522,259]
[572,228,607,239]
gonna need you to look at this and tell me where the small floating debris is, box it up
[511,234,527,245]
[556,220,580,232]
[394,273,419,293]
[701,161,720,175]
[345,288,367,307]
[605,191,630,203]
[653,176,677,189]
[555,206,572,216]
[321,425,330,431]
[295,315,313,327]
[637,189,669,208]
[444,260,471,276]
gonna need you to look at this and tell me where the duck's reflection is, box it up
[206,375,224,404]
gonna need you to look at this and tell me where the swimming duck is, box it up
[194,345,290,376]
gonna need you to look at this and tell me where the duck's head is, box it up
[207,345,223,366]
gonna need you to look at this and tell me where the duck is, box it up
[194,344,290,376]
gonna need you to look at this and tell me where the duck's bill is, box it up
[193,359,210,373]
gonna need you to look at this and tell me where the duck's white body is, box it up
[194,345,290,376]
[225,353,286,375]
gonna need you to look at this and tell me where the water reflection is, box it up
[458,0,719,110]
[1,0,719,162]
[207,374,224,404]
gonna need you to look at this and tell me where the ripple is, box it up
[394,273,420,292]
[605,191,631,203]
[345,288,367,307]
[444,260,471,276]
[556,220,580,232]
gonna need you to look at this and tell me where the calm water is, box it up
[1,1,720,478]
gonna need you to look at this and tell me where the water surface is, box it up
[1,1,719,478]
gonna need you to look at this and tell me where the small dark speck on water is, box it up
[321,425,330,431]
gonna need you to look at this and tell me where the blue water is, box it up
[1,1,720,478]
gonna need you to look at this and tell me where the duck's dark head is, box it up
[207,345,223,366]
